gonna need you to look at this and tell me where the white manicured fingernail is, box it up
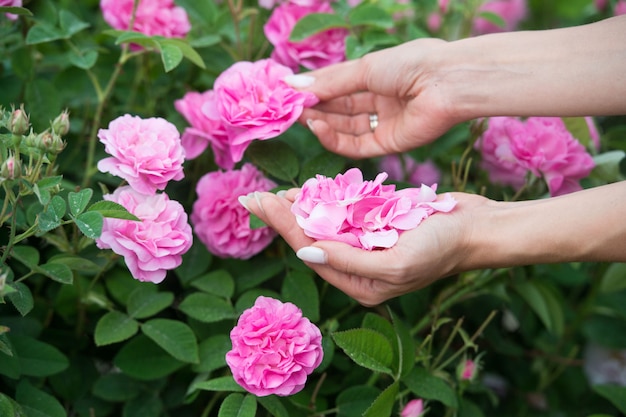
[238,195,251,212]
[306,119,315,133]
[276,190,287,198]
[284,74,315,88]
[253,191,267,216]
[296,247,327,264]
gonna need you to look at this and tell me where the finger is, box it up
[302,108,376,136]
[288,59,368,102]
[310,92,377,115]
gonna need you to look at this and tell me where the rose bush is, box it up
[1,1,626,417]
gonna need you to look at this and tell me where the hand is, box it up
[245,190,490,306]
[286,38,462,159]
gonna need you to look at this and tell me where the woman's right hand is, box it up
[286,38,461,159]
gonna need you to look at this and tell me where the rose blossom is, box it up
[615,0,626,15]
[291,168,457,250]
[264,2,348,72]
[226,296,324,396]
[98,114,185,195]
[379,155,441,187]
[259,0,330,9]
[174,90,234,168]
[191,164,277,259]
[473,0,528,35]
[1,0,22,20]
[100,0,190,39]
[202,59,318,164]
[458,358,478,381]
[401,399,425,417]
[96,186,193,283]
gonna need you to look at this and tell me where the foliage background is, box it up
[1,0,626,416]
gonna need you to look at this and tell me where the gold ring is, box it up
[369,113,379,132]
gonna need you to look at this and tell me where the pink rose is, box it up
[174,90,235,168]
[226,296,324,397]
[96,186,193,284]
[191,164,277,259]
[97,114,185,195]
[475,117,529,190]
[202,59,318,164]
[259,0,330,9]
[100,0,190,38]
[615,0,626,15]
[291,168,457,250]
[401,399,425,417]
[1,0,22,20]
[264,3,348,72]
[473,0,527,35]
[379,155,441,187]
[510,117,595,196]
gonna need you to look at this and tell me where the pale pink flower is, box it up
[583,343,626,386]
[100,0,190,39]
[291,168,457,250]
[401,399,425,417]
[202,59,318,164]
[379,155,441,187]
[191,164,277,259]
[473,0,527,35]
[438,0,450,13]
[474,117,529,190]
[174,90,235,168]
[96,186,193,284]
[1,0,22,20]
[264,3,348,72]
[97,114,185,195]
[427,12,443,32]
[510,117,595,196]
[226,296,324,396]
[614,0,626,15]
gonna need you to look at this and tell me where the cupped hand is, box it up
[245,189,490,306]
[286,38,459,159]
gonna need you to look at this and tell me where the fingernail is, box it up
[238,195,252,212]
[284,74,315,88]
[253,191,267,217]
[276,190,287,198]
[296,246,327,264]
[306,119,315,133]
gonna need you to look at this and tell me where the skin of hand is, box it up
[244,181,626,306]
[287,16,626,159]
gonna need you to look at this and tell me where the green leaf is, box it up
[476,10,506,28]
[94,311,139,346]
[281,270,319,322]
[362,381,398,417]
[157,41,183,72]
[514,280,564,336]
[10,245,39,269]
[141,319,199,364]
[192,376,245,393]
[0,392,24,417]
[389,308,416,378]
[127,288,174,319]
[175,240,212,284]
[8,334,69,377]
[122,394,163,417]
[93,373,142,402]
[582,315,626,349]
[46,254,101,274]
[113,335,185,380]
[37,207,62,233]
[248,213,267,230]
[345,34,374,60]
[68,189,93,216]
[68,49,99,70]
[194,334,230,373]
[26,23,64,45]
[289,13,348,42]
[458,398,486,417]
[75,211,103,239]
[592,151,626,182]
[348,4,394,29]
[592,384,626,414]
[245,140,300,182]
[39,261,73,284]
[25,79,63,131]
[402,366,458,408]
[58,10,90,37]
[179,292,237,323]
[158,37,206,69]
[88,200,140,221]
[563,117,593,149]
[218,393,257,417]
[6,282,34,316]
[37,175,63,190]
[599,263,626,294]
[257,396,289,417]
[332,328,394,375]
[16,380,66,417]
[0,6,33,16]
[190,270,235,299]
[337,385,381,417]
[299,151,346,184]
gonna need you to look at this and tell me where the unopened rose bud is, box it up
[8,105,30,136]
[36,131,66,155]
[457,359,478,382]
[1,155,21,180]
[400,399,425,417]
[51,110,70,136]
